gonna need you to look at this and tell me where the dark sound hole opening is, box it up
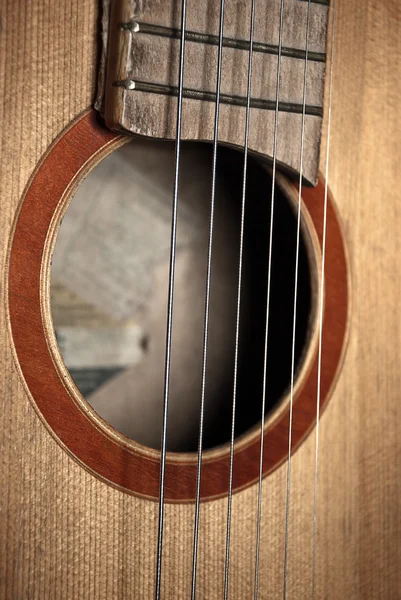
[51,139,314,453]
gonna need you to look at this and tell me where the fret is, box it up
[298,0,330,5]
[122,0,329,52]
[114,79,324,118]
[120,21,326,63]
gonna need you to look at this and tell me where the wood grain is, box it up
[102,0,328,185]
[1,0,401,598]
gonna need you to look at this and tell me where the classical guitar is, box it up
[1,0,400,598]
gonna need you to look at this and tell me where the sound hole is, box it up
[51,139,315,453]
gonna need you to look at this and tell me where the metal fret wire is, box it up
[190,1,225,598]
[155,0,187,597]
[223,1,256,598]
[253,0,286,596]
[312,1,337,597]
[282,1,312,598]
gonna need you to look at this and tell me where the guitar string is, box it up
[283,1,312,598]
[312,1,337,597]
[253,0,286,597]
[223,1,256,598]
[155,0,187,598]
[190,1,226,598]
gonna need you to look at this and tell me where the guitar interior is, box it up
[51,138,316,453]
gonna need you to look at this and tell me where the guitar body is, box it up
[0,1,400,598]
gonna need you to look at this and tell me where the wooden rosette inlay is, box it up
[7,110,349,502]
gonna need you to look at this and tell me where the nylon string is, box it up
[253,0,286,596]
[282,1,312,598]
[155,1,187,598]
[223,1,256,598]
[190,1,226,598]
[312,1,337,597]
[153,0,333,597]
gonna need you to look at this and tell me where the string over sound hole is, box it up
[51,138,315,453]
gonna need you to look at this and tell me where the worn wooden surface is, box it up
[101,0,328,184]
[1,0,401,598]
